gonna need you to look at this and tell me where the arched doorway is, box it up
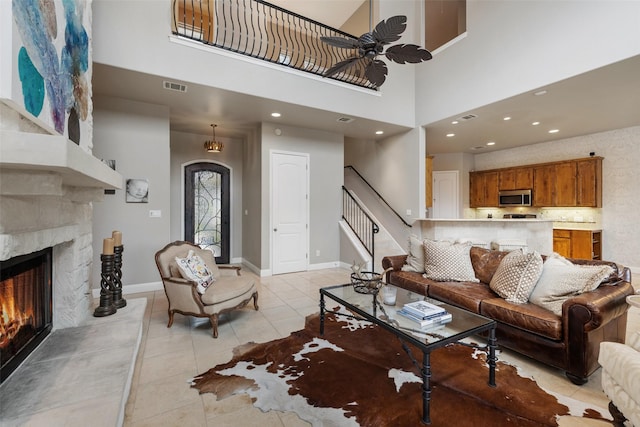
[184,162,230,264]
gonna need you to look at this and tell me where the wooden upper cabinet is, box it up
[576,158,602,207]
[470,171,499,207]
[554,161,577,206]
[425,156,433,208]
[533,164,555,207]
[499,167,533,190]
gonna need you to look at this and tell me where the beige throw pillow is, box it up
[490,250,543,304]
[422,239,479,282]
[402,235,425,273]
[528,255,613,316]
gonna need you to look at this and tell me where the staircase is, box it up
[342,166,413,271]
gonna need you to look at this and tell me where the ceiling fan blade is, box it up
[385,44,432,64]
[364,59,388,87]
[320,36,360,50]
[372,16,407,45]
[324,57,360,78]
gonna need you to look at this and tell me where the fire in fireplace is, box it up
[0,248,52,383]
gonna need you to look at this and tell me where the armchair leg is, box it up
[209,314,219,338]
[253,291,259,310]
[167,309,175,328]
[608,401,627,427]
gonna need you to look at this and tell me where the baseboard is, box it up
[92,281,163,298]
[309,261,341,270]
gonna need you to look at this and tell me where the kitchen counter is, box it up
[415,218,553,254]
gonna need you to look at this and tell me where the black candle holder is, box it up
[94,253,117,317]
[112,244,127,309]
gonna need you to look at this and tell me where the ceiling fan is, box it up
[320,15,432,87]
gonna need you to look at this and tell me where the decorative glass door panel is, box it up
[185,163,230,264]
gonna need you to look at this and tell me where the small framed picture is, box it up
[126,178,149,203]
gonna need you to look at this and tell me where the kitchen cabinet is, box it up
[499,167,533,190]
[470,170,499,207]
[470,156,602,208]
[553,229,602,260]
[576,158,602,207]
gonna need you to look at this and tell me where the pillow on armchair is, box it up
[175,250,216,294]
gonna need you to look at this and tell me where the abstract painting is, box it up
[1,0,92,147]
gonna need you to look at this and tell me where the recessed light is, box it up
[548,129,559,134]
[503,116,511,121]
[451,120,459,125]
[532,121,540,126]
[446,133,455,137]
[486,141,496,146]
[534,90,547,96]
[271,112,281,118]
[375,130,384,135]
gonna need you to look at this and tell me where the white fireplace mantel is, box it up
[0,130,122,190]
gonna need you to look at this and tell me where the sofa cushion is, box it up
[389,271,430,296]
[470,246,510,284]
[529,255,614,316]
[480,297,563,341]
[401,235,425,273]
[175,250,215,294]
[490,250,543,304]
[423,239,479,282]
[427,281,496,314]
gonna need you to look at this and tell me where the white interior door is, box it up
[432,171,459,218]
[271,151,309,275]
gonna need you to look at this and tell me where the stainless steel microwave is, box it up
[499,189,532,207]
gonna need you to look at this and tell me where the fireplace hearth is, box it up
[0,248,52,383]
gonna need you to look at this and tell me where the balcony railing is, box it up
[172,0,377,90]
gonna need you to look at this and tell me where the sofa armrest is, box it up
[381,255,408,282]
[563,278,635,332]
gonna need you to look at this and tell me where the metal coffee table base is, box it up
[319,291,497,425]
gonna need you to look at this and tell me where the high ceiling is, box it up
[93,53,640,154]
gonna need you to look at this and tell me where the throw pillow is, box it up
[528,256,613,316]
[175,250,215,294]
[401,235,426,273]
[489,250,543,304]
[422,239,479,282]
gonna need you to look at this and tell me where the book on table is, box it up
[397,308,452,328]
[403,300,447,319]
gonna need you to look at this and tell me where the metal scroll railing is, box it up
[342,186,379,261]
[172,0,378,90]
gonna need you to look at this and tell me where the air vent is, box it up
[163,81,187,93]
[336,117,355,123]
[458,113,478,121]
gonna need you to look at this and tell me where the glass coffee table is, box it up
[319,283,497,425]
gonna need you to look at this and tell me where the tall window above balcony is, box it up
[425,0,466,52]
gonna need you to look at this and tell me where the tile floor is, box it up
[123,268,640,427]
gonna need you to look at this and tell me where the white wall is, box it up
[92,97,171,288]
[169,130,244,261]
[260,123,343,274]
[472,126,640,272]
[416,1,640,125]
[91,0,419,129]
[345,127,424,223]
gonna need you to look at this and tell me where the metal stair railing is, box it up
[342,186,379,262]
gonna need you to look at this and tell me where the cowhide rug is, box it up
[191,306,609,426]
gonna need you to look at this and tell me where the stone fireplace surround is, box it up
[0,107,144,425]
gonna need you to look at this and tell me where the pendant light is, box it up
[204,124,223,153]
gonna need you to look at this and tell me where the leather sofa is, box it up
[382,246,634,384]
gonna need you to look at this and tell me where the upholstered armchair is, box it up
[599,295,640,426]
[154,241,258,338]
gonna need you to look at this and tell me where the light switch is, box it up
[149,210,162,218]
